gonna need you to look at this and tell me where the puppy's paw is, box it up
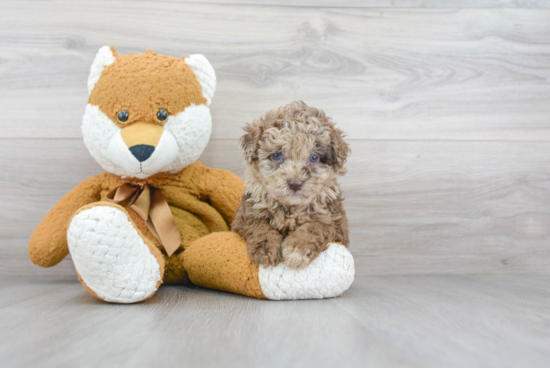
[282,246,312,269]
[248,241,281,267]
[281,237,327,269]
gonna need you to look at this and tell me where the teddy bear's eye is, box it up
[309,155,319,163]
[272,152,283,162]
[117,110,129,124]
[157,109,168,123]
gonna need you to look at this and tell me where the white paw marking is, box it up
[259,243,355,300]
[67,206,162,303]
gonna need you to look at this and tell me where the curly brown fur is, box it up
[232,101,350,269]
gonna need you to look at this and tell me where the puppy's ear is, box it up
[239,122,263,162]
[325,126,350,173]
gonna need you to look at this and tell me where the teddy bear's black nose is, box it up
[129,144,155,162]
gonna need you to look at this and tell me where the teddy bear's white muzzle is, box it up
[107,129,179,179]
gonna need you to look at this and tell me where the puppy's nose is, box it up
[129,144,155,162]
[288,179,303,192]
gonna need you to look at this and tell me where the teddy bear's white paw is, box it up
[67,205,162,303]
[258,243,355,300]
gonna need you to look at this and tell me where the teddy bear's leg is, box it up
[67,202,165,303]
[183,232,355,300]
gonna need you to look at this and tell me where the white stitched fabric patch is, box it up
[258,243,355,300]
[67,206,162,303]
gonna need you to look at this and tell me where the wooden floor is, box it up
[0,274,548,368]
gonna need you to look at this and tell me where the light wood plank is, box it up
[166,0,550,8]
[0,275,549,368]
[1,2,549,140]
[3,138,550,275]
[334,275,550,368]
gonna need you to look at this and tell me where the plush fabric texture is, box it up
[87,46,116,94]
[258,243,355,300]
[106,120,180,178]
[184,54,216,106]
[185,235,355,300]
[82,103,213,179]
[184,232,267,299]
[68,203,164,303]
[162,103,213,174]
[29,162,244,284]
[83,46,214,179]
[88,48,206,126]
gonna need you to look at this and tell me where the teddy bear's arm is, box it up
[200,167,245,225]
[28,175,104,267]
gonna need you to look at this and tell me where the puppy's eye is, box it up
[117,110,129,124]
[309,155,319,163]
[272,152,283,162]
[157,109,168,123]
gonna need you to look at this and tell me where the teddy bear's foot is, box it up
[258,243,355,300]
[67,204,164,303]
[184,232,354,300]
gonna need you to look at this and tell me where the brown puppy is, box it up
[232,101,350,269]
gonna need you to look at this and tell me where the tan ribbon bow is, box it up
[106,182,182,257]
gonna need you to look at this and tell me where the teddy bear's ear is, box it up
[87,46,117,95]
[185,54,216,106]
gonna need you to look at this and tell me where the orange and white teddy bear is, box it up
[28,46,354,303]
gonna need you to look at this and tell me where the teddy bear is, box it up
[28,46,355,303]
